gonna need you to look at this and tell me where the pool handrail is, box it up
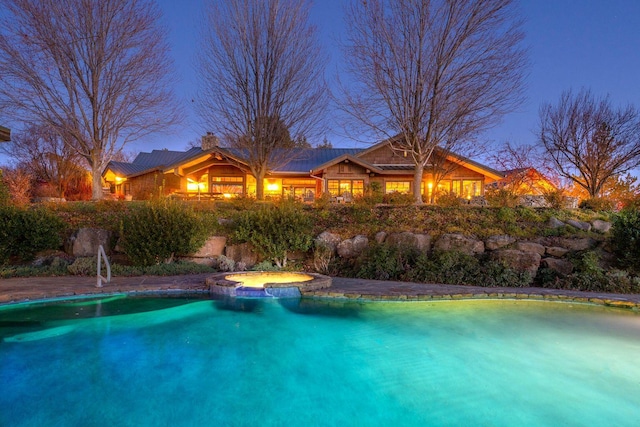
[97,245,111,288]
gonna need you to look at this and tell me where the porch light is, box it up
[115,176,124,183]
[427,182,433,190]
[266,179,279,192]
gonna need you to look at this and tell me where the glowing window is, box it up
[385,181,411,194]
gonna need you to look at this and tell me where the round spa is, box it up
[206,271,332,298]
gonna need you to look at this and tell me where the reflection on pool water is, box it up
[1,296,640,426]
[224,271,314,288]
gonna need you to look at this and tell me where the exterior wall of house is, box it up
[126,171,181,199]
[358,144,409,165]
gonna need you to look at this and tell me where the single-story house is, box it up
[0,126,10,142]
[102,136,504,201]
[487,168,557,195]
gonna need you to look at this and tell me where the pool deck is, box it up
[1,274,640,309]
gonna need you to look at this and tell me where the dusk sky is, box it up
[141,0,640,160]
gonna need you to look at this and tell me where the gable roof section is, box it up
[310,151,385,175]
[278,148,361,173]
[443,150,504,181]
[354,136,503,180]
[106,161,151,177]
[132,147,202,168]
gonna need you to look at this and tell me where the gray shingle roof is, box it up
[276,148,361,172]
[106,161,152,176]
[105,144,501,179]
[132,147,202,168]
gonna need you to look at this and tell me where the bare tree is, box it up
[0,166,33,206]
[343,0,527,204]
[539,88,640,198]
[489,141,560,195]
[0,124,89,198]
[197,0,328,200]
[0,0,180,200]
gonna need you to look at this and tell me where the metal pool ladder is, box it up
[97,245,111,288]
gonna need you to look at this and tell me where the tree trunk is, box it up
[91,166,103,200]
[255,169,265,201]
[413,164,424,205]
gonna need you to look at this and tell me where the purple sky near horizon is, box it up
[140,0,640,159]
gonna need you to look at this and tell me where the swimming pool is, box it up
[1,296,639,426]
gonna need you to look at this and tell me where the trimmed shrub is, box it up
[382,191,414,206]
[0,206,65,265]
[120,200,207,266]
[611,208,640,271]
[233,201,313,267]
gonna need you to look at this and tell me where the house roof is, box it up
[0,126,10,142]
[106,161,152,177]
[282,148,361,172]
[132,147,202,168]
[103,140,502,181]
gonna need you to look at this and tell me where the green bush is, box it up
[120,200,207,266]
[356,243,419,281]
[579,197,614,212]
[611,209,640,271]
[233,201,313,267]
[0,206,65,265]
[382,191,414,206]
[410,250,481,285]
[540,251,640,293]
[486,188,519,208]
[542,189,566,209]
[435,191,461,207]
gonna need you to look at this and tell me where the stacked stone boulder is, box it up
[56,215,612,280]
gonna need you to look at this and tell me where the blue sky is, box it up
[141,0,640,157]
[2,0,639,164]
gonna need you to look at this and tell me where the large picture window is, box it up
[385,181,410,194]
[211,176,243,195]
[327,179,363,197]
[449,179,482,198]
[283,178,316,200]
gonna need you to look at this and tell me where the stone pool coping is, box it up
[0,274,639,310]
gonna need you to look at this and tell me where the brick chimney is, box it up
[201,132,219,151]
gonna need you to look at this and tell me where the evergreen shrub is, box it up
[120,200,207,266]
[611,208,640,271]
[0,206,64,265]
[233,201,313,267]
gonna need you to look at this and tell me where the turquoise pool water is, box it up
[1,296,640,426]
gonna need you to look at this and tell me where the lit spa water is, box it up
[1,296,640,426]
